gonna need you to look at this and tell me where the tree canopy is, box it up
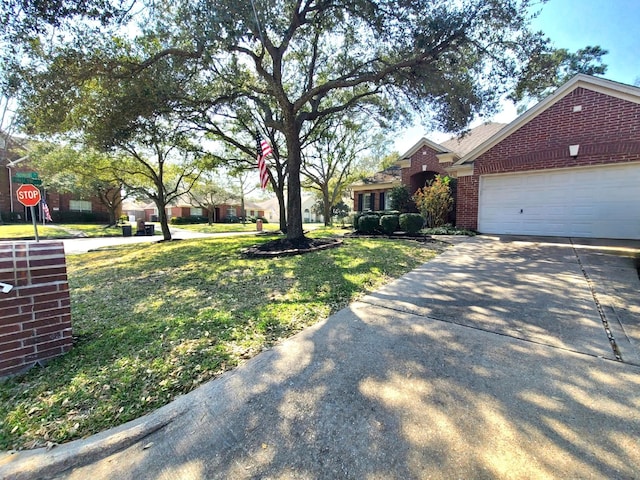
[4,0,608,241]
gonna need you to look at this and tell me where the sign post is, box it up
[16,184,42,242]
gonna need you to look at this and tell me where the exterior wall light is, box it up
[569,144,580,158]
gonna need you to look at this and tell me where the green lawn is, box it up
[0,223,124,240]
[0,231,447,450]
[56,224,126,238]
[0,224,73,240]
[173,222,281,234]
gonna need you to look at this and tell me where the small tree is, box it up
[389,185,413,213]
[413,176,454,228]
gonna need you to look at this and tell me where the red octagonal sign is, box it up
[16,184,41,207]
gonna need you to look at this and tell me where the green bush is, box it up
[379,214,399,234]
[389,185,414,213]
[399,213,423,234]
[170,216,208,225]
[351,212,363,229]
[358,215,380,233]
[53,211,109,223]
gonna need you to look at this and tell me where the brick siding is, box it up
[401,145,450,194]
[456,87,640,230]
[0,242,72,378]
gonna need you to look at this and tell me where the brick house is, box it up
[1,134,119,223]
[448,74,640,240]
[130,198,265,223]
[358,75,640,240]
[352,124,504,212]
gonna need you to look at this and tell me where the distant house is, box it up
[124,196,265,223]
[352,74,640,240]
[255,194,324,225]
[0,134,118,223]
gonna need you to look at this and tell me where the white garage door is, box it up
[478,163,640,239]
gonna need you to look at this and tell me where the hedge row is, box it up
[170,215,269,225]
[353,211,424,234]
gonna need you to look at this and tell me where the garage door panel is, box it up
[478,164,640,239]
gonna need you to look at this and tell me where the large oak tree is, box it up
[5,0,608,242]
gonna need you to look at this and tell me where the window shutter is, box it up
[370,192,376,211]
[379,192,385,211]
[358,194,363,211]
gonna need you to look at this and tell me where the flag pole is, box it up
[249,0,266,46]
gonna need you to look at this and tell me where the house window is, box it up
[304,209,310,222]
[226,207,235,218]
[190,208,203,216]
[69,200,92,212]
[363,194,372,211]
[381,191,391,210]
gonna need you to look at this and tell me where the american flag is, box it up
[42,198,53,222]
[256,133,272,189]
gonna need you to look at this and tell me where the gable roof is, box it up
[440,122,507,156]
[400,137,451,160]
[351,165,402,187]
[452,74,640,167]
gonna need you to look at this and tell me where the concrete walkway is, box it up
[49,226,264,255]
[1,236,639,479]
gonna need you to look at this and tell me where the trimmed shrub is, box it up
[170,216,208,225]
[358,214,380,233]
[399,213,424,234]
[379,214,399,234]
[53,211,109,223]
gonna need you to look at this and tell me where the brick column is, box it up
[0,242,72,378]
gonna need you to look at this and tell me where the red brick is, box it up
[0,356,27,374]
[0,346,35,361]
[454,87,640,230]
[26,345,64,362]
[34,306,71,320]
[17,284,59,296]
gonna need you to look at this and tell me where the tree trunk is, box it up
[285,123,304,240]
[274,187,287,233]
[155,200,172,241]
[207,207,214,225]
[323,187,332,227]
[107,206,117,226]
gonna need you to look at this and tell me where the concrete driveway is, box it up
[2,235,639,479]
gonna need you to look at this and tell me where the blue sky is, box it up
[395,0,640,151]
[531,0,640,85]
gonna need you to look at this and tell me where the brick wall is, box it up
[401,146,449,193]
[456,87,640,230]
[0,242,72,378]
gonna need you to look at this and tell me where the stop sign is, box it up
[16,184,41,207]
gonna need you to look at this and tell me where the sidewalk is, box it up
[1,236,639,479]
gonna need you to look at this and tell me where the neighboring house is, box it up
[357,74,640,240]
[301,194,324,223]
[0,134,117,223]
[129,197,265,223]
[256,194,324,224]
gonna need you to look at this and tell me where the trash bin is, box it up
[256,219,263,232]
[144,224,155,236]
[122,225,132,237]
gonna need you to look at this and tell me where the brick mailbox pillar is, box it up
[0,242,72,378]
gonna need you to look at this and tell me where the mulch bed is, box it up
[243,237,343,258]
